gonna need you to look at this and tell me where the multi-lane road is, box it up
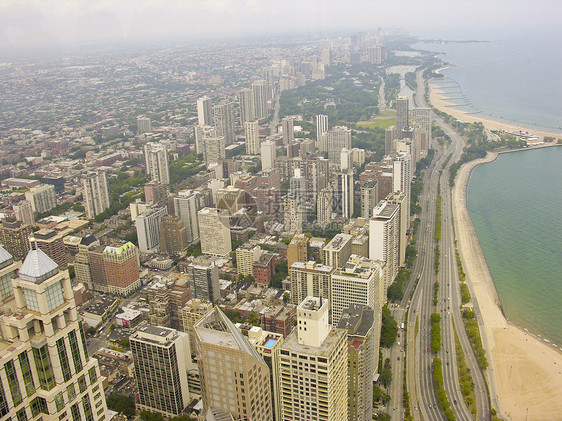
[392,70,492,421]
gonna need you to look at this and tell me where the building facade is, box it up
[81,170,110,220]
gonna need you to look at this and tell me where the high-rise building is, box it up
[103,242,140,296]
[159,215,188,255]
[396,96,409,136]
[203,136,226,168]
[25,184,57,214]
[198,208,231,257]
[330,254,383,327]
[286,234,308,268]
[12,200,34,226]
[180,299,213,353]
[387,191,408,268]
[252,79,268,120]
[130,326,191,418]
[385,125,396,155]
[316,114,329,145]
[261,139,276,171]
[213,101,235,146]
[173,190,205,244]
[194,307,273,420]
[328,126,352,166]
[366,44,386,64]
[188,256,221,303]
[194,124,216,155]
[239,88,254,124]
[369,200,400,289]
[337,304,376,421]
[323,233,353,270]
[137,116,152,134]
[277,297,348,421]
[244,120,260,155]
[283,195,303,234]
[81,170,110,219]
[0,244,108,421]
[42,175,65,194]
[136,205,168,254]
[235,243,262,277]
[413,107,431,155]
[0,218,32,261]
[281,117,294,145]
[317,187,333,228]
[392,151,412,228]
[339,148,354,219]
[144,181,168,205]
[197,95,213,126]
[289,261,334,305]
[34,229,68,269]
[144,143,170,184]
[361,180,379,219]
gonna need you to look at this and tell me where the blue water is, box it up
[467,146,562,346]
[414,30,562,133]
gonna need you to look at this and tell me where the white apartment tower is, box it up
[316,114,329,145]
[0,244,108,421]
[197,208,232,257]
[396,96,409,136]
[252,79,269,120]
[173,190,205,244]
[413,107,431,155]
[244,120,260,155]
[203,136,226,169]
[136,205,168,254]
[260,139,276,171]
[13,200,34,226]
[137,116,152,134]
[197,95,213,126]
[340,148,354,219]
[328,126,352,166]
[239,88,254,124]
[281,117,294,145]
[392,151,412,227]
[130,326,191,418]
[277,297,348,421]
[144,143,170,185]
[369,200,400,290]
[194,125,216,155]
[213,101,235,146]
[25,184,56,214]
[81,170,110,220]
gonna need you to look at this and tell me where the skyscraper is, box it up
[361,180,379,219]
[277,297,348,421]
[385,125,396,155]
[159,215,188,255]
[144,181,168,205]
[328,126,352,166]
[173,190,205,244]
[413,107,431,155]
[339,148,354,219]
[198,208,231,257]
[323,233,353,270]
[144,142,170,185]
[281,116,294,145]
[317,187,333,228]
[12,200,34,226]
[337,304,376,421]
[203,136,226,168]
[194,307,273,420]
[252,79,268,120]
[0,244,108,421]
[25,184,57,214]
[260,139,276,171]
[103,242,141,296]
[137,116,152,134]
[369,200,400,290]
[197,95,213,126]
[34,228,68,269]
[81,170,110,220]
[188,256,220,303]
[0,218,32,261]
[194,124,216,155]
[289,261,334,305]
[136,205,168,254]
[213,101,235,146]
[130,326,191,418]
[396,96,409,136]
[316,114,329,145]
[286,234,309,268]
[244,120,260,155]
[239,88,254,124]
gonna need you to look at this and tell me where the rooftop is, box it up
[281,324,346,358]
[18,245,59,284]
[324,233,353,251]
[337,304,375,337]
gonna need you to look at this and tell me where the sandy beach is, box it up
[429,77,562,140]
[452,145,562,420]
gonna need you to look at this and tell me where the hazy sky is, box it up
[1,0,561,48]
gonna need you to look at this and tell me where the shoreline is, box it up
[429,71,562,139]
[449,131,562,419]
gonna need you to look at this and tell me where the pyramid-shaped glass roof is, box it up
[19,247,59,284]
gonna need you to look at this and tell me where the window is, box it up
[82,394,94,421]
[45,282,64,311]
[78,376,87,393]
[16,408,28,421]
[0,272,14,301]
[88,367,97,384]
[70,404,81,421]
[55,392,65,412]
[0,383,9,416]
[33,345,55,390]
[18,352,35,396]
[22,288,40,312]
[30,397,48,417]
[5,360,23,406]
[67,383,76,402]
[57,338,72,381]
[68,330,83,373]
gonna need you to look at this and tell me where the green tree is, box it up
[106,393,135,419]
[380,305,398,348]
[140,411,164,421]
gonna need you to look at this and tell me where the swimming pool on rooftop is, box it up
[264,338,277,348]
